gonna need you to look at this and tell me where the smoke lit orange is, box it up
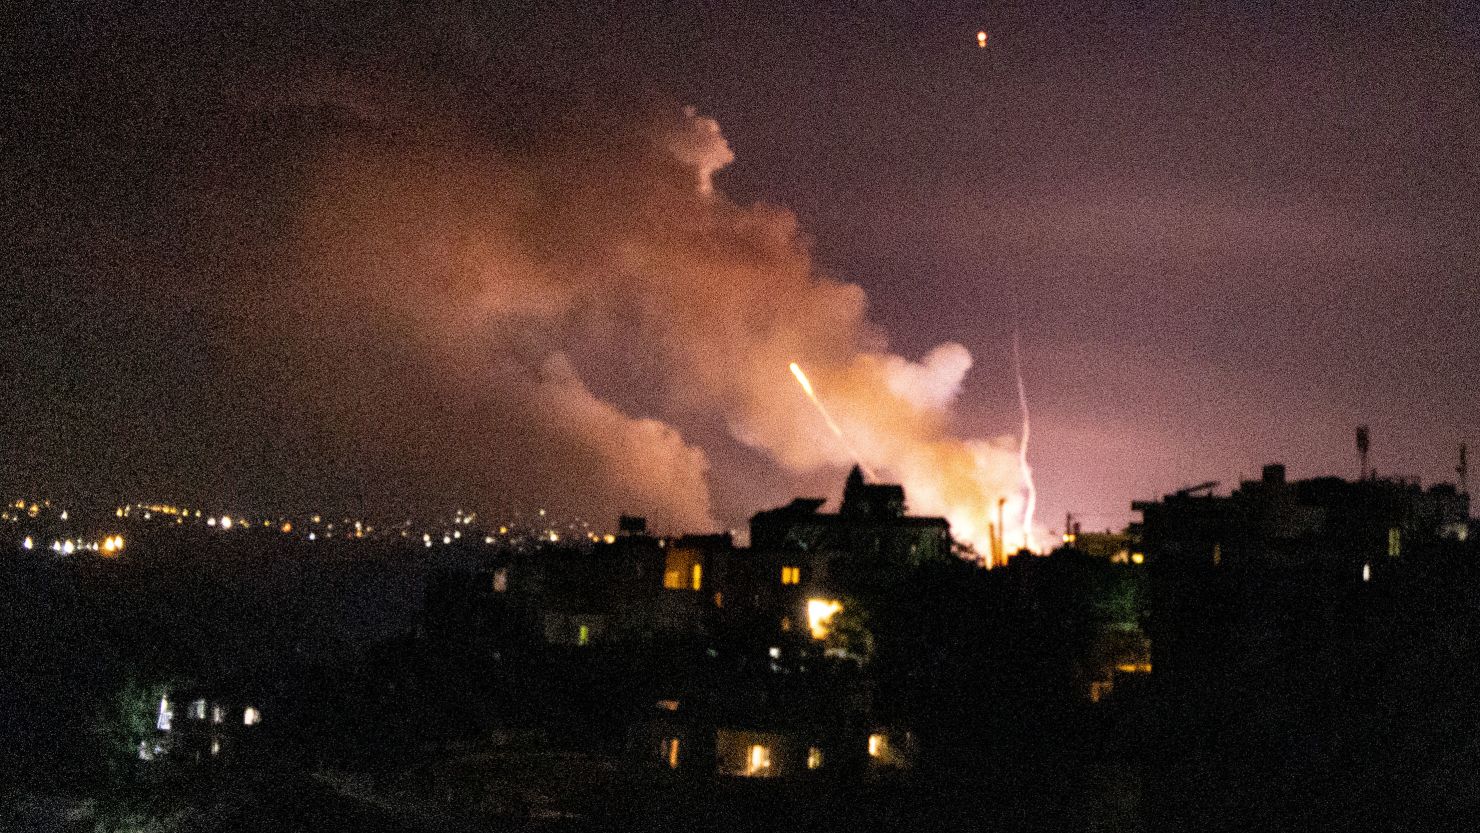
[789,362,877,480]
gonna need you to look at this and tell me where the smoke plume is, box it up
[277,97,1027,548]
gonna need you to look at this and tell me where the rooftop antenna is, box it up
[1459,443,1469,495]
[1356,425,1371,480]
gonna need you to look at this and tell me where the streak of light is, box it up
[788,362,878,480]
[1012,331,1038,553]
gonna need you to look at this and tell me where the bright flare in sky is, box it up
[789,362,877,480]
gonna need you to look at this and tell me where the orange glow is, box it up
[977,30,988,48]
[747,744,770,774]
[807,598,843,640]
[787,362,877,479]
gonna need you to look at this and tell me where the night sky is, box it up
[9,1,1479,537]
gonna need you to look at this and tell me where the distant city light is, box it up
[243,706,261,726]
[22,536,33,550]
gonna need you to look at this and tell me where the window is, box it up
[807,746,824,770]
[156,696,172,732]
[663,570,684,589]
[492,568,508,593]
[691,563,702,590]
[868,734,884,758]
[780,566,801,585]
[211,705,224,724]
[1388,527,1402,558]
[577,624,590,646]
[664,737,680,769]
[191,699,207,720]
[747,744,771,775]
[243,707,261,726]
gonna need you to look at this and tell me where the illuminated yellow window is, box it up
[691,563,702,590]
[747,744,771,775]
[781,566,801,585]
[577,625,590,646]
[868,734,883,757]
[1388,527,1401,558]
[807,746,824,770]
[713,592,724,608]
[663,570,684,589]
[664,737,680,769]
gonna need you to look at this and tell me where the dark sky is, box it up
[8,1,1479,535]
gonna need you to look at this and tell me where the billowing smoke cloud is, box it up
[277,97,1027,547]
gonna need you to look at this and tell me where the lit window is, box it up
[192,699,207,720]
[577,624,590,646]
[665,737,680,769]
[212,705,224,724]
[1362,562,1371,582]
[747,744,771,775]
[663,570,684,589]
[1388,527,1402,558]
[656,699,679,711]
[781,566,801,585]
[1131,552,1145,565]
[243,707,261,726]
[156,696,172,732]
[868,734,884,758]
[492,568,508,593]
[713,592,724,608]
[808,746,824,770]
[691,563,702,590]
[768,646,781,659]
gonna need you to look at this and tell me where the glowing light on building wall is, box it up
[691,563,703,590]
[243,707,261,726]
[806,598,843,640]
[665,738,680,769]
[747,744,771,775]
